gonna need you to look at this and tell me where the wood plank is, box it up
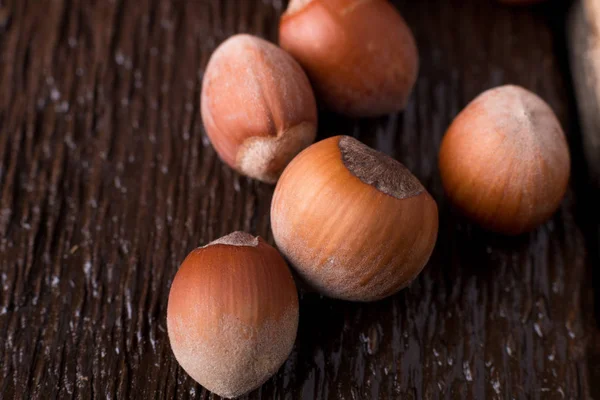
[0,0,594,398]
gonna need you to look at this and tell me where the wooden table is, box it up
[0,0,598,398]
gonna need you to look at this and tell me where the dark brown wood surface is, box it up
[0,0,598,399]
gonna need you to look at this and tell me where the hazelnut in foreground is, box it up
[279,0,419,117]
[271,136,438,302]
[438,85,571,235]
[201,34,318,183]
[167,232,299,398]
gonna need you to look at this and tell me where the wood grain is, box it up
[0,0,596,399]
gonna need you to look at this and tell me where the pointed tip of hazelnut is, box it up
[217,33,270,55]
[284,0,314,15]
[338,136,424,200]
[236,122,316,184]
[204,231,260,248]
[466,85,568,162]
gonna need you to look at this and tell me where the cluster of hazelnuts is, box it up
[166,0,570,398]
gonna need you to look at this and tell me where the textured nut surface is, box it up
[279,0,419,117]
[438,85,571,235]
[167,232,299,398]
[271,136,438,301]
[201,34,317,183]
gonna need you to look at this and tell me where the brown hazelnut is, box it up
[201,34,318,183]
[279,0,419,117]
[438,85,571,235]
[271,136,438,301]
[167,232,299,398]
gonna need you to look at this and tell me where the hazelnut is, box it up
[438,85,571,235]
[201,34,318,183]
[167,232,299,398]
[271,136,438,302]
[279,0,419,117]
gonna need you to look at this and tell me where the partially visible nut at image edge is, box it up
[279,0,419,117]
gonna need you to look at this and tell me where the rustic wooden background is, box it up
[0,0,598,398]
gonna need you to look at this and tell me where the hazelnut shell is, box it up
[438,85,571,235]
[279,0,419,117]
[201,34,317,183]
[167,232,299,398]
[271,136,438,301]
